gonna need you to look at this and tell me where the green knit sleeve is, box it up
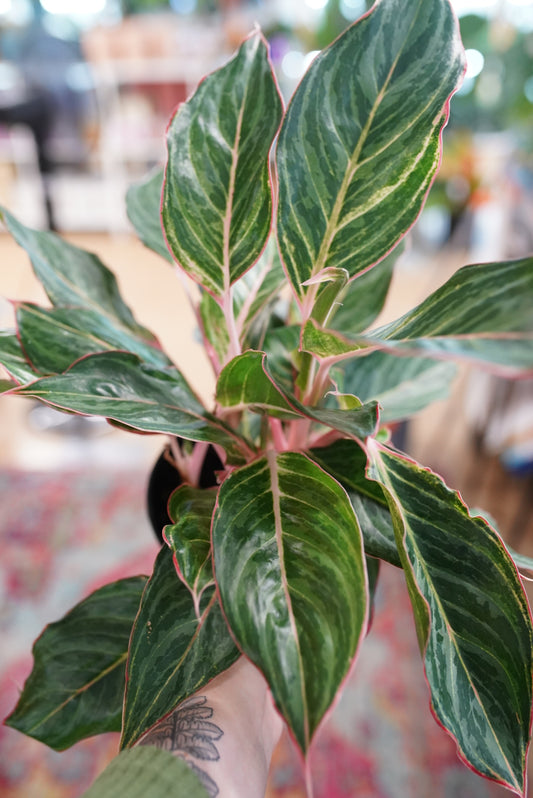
[80,745,210,798]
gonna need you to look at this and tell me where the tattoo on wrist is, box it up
[139,696,223,797]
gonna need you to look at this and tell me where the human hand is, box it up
[137,657,283,798]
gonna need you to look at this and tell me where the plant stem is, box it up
[187,441,209,487]
[287,417,312,450]
[269,417,288,451]
[168,436,188,477]
[223,286,241,363]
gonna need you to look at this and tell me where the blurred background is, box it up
[0,1,532,797]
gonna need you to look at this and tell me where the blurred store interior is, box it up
[0,0,533,796]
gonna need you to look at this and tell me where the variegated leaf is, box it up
[5,577,147,750]
[162,32,282,297]
[216,350,379,440]
[199,293,230,365]
[276,0,464,300]
[16,303,171,374]
[0,208,156,342]
[368,256,533,374]
[336,351,457,423]
[234,239,286,346]
[165,485,217,609]
[368,441,533,795]
[0,330,39,384]
[301,319,361,360]
[15,351,253,463]
[309,438,399,566]
[212,451,368,753]
[126,168,172,263]
[262,325,301,393]
[121,547,239,748]
[215,350,299,418]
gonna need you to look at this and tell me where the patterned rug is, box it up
[0,470,509,798]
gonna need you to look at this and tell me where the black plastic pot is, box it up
[146,441,223,544]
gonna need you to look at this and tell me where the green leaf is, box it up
[366,555,380,607]
[336,351,457,423]
[16,303,172,374]
[215,350,300,418]
[14,351,253,463]
[367,441,533,795]
[121,547,239,748]
[198,241,287,366]
[0,378,16,393]
[235,239,287,347]
[126,168,173,263]
[349,490,400,566]
[80,746,209,798]
[0,330,39,384]
[309,439,399,566]
[307,267,349,327]
[216,350,379,440]
[212,451,368,753]
[301,319,362,360]
[5,577,147,750]
[199,292,230,365]
[506,546,533,580]
[165,485,217,610]
[328,243,402,334]
[162,32,282,298]
[0,208,156,342]
[261,325,301,393]
[305,401,379,444]
[276,0,464,299]
[368,257,533,374]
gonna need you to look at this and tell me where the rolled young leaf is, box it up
[162,31,282,298]
[328,243,402,335]
[121,547,239,748]
[5,576,147,750]
[212,451,368,753]
[126,168,173,263]
[14,351,253,463]
[367,441,533,795]
[276,0,465,301]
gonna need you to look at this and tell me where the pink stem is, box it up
[187,441,209,487]
[269,417,288,452]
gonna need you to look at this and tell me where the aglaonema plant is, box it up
[3,0,533,795]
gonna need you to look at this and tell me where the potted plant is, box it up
[2,0,533,795]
